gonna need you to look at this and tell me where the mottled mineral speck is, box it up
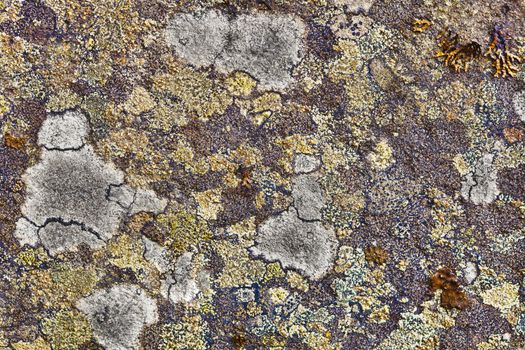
[77,284,158,350]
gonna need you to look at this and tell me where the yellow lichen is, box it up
[152,63,231,121]
[160,315,208,350]
[0,94,10,116]
[26,264,98,307]
[46,90,81,112]
[214,240,265,288]
[368,139,394,170]
[158,209,213,255]
[107,234,149,272]
[226,71,257,97]
[265,262,286,281]
[194,189,223,221]
[123,86,157,115]
[269,287,289,304]
[41,309,92,350]
[480,282,520,315]
[11,337,51,350]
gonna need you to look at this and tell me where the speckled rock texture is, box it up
[0,1,524,349]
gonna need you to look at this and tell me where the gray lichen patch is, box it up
[19,146,125,240]
[141,239,203,305]
[292,173,326,221]
[294,153,321,174]
[165,11,306,91]
[107,186,167,215]
[142,236,171,274]
[513,90,525,122]
[13,217,40,247]
[250,208,338,280]
[76,284,158,350]
[39,221,105,256]
[461,153,500,205]
[129,189,167,216]
[332,0,376,13]
[161,252,201,304]
[164,10,229,68]
[38,110,90,150]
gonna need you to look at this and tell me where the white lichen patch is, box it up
[14,111,167,256]
[140,238,204,305]
[461,153,500,205]
[332,0,376,13]
[165,11,306,91]
[250,208,338,280]
[77,284,158,350]
[513,90,525,122]
[38,110,89,150]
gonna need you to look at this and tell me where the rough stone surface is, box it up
[3,1,525,349]
[77,285,158,350]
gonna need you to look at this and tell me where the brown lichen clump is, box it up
[364,246,388,265]
[435,29,482,72]
[430,267,470,310]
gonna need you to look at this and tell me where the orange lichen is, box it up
[435,29,482,72]
[236,165,254,190]
[412,19,432,33]
[503,127,523,144]
[364,246,388,265]
[430,267,470,310]
[486,27,524,78]
[4,132,26,150]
